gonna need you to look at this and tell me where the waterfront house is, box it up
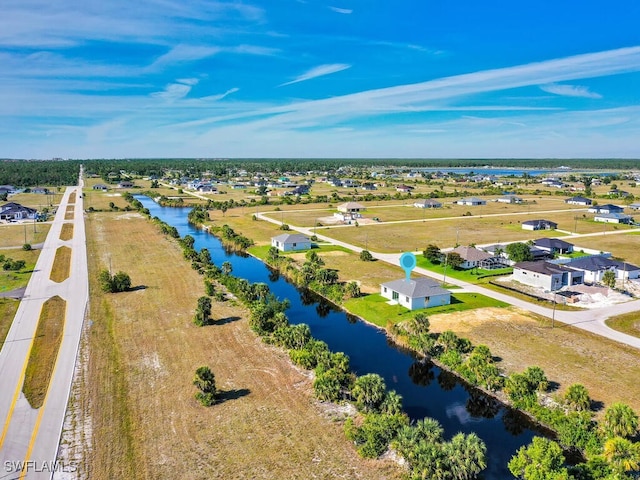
[271,233,312,252]
[380,277,450,310]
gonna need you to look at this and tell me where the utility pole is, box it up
[442,254,448,287]
[551,292,557,329]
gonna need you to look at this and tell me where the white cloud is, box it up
[329,6,353,14]
[151,82,194,101]
[279,63,352,86]
[199,87,240,102]
[540,83,602,99]
[149,45,222,70]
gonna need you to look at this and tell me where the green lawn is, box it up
[344,292,509,328]
[605,311,640,339]
[415,257,513,284]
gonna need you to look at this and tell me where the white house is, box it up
[568,256,640,283]
[521,219,558,231]
[414,199,442,209]
[513,261,584,291]
[588,204,624,214]
[271,233,311,252]
[455,197,486,206]
[0,202,38,221]
[497,195,523,204]
[594,213,633,224]
[565,196,592,206]
[629,203,640,211]
[337,202,366,214]
[380,277,450,310]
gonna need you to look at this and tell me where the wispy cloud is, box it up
[540,83,602,99]
[280,63,351,86]
[199,87,240,102]
[151,78,199,101]
[329,6,353,14]
[149,45,222,70]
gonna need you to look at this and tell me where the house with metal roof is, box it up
[271,233,311,252]
[593,212,634,224]
[521,219,558,231]
[380,277,450,310]
[513,261,583,291]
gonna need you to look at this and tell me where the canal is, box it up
[138,196,545,479]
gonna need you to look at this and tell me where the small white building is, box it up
[380,278,450,310]
[271,233,312,252]
[513,261,583,291]
[521,219,558,231]
[455,197,486,206]
[565,196,592,206]
[337,202,366,214]
[414,199,442,209]
[497,195,523,204]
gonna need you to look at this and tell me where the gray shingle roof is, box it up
[568,256,639,272]
[381,277,449,298]
[271,233,310,244]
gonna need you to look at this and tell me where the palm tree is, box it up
[603,436,640,473]
[603,402,639,438]
[351,373,387,413]
[445,433,487,480]
[564,383,591,411]
[221,261,233,276]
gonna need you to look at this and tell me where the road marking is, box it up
[0,304,42,450]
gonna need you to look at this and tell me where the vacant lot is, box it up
[0,248,40,293]
[0,223,50,248]
[426,307,640,416]
[75,211,400,480]
[571,232,640,265]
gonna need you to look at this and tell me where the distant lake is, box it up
[416,167,617,177]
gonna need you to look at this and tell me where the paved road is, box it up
[256,211,640,350]
[0,174,89,479]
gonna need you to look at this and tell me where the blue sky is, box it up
[2,0,640,159]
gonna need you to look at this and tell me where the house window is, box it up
[392,291,399,300]
[405,296,409,302]
[292,243,297,247]
[383,287,387,293]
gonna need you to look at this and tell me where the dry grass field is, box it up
[68,192,76,204]
[23,295,66,409]
[427,307,640,416]
[0,298,19,349]
[75,211,401,480]
[65,205,75,220]
[571,232,640,264]
[0,223,50,247]
[60,223,74,241]
[207,211,290,246]
[50,246,71,283]
[5,192,63,209]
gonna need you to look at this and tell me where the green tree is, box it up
[508,437,570,480]
[352,373,387,413]
[194,296,213,326]
[221,261,233,276]
[603,402,639,439]
[193,366,217,406]
[267,246,280,262]
[424,244,442,263]
[523,366,549,392]
[346,281,361,298]
[305,250,324,266]
[313,368,343,402]
[445,252,464,270]
[506,242,534,263]
[360,250,374,261]
[564,383,591,412]
[602,270,616,288]
[445,432,487,480]
[98,269,131,293]
[602,436,640,474]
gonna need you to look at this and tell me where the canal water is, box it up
[138,196,544,479]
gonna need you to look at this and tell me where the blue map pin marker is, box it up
[399,252,416,280]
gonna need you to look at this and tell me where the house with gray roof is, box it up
[533,238,574,255]
[497,195,523,204]
[588,204,624,214]
[521,219,557,231]
[449,246,492,269]
[455,197,486,206]
[593,212,633,224]
[414,198,442,209]
[380,277,450,310]
[0,202,38,221]
[271,233,311,252]
[565,196,592,206]
[513,261,583,291]
[567,256,640,283]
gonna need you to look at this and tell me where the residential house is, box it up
[565,196,592,206]
[567,256,640,283]
[594,213,633,224]
[449,246,492,269]
[337,202,365,214]
[92,184,109,191]
[270,233,311,252]
[533,238,574,255]
[380,277,450,310]
[396,184,414,193]
[588,204,624,214]
[513,261,584,291]
[414,199,442,209]
[521,219,558,231]
[541,178,564,188]
[455,197,486,206]
[117,181,134,188]
[497,195,523,204]
[31,187,49,194]
[0,202,38,221]
[0,185,16,195]
[629,203,640,211]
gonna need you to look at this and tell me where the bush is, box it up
[359,250,374,261]
[99,269,131,293]
[22,243,32,251]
